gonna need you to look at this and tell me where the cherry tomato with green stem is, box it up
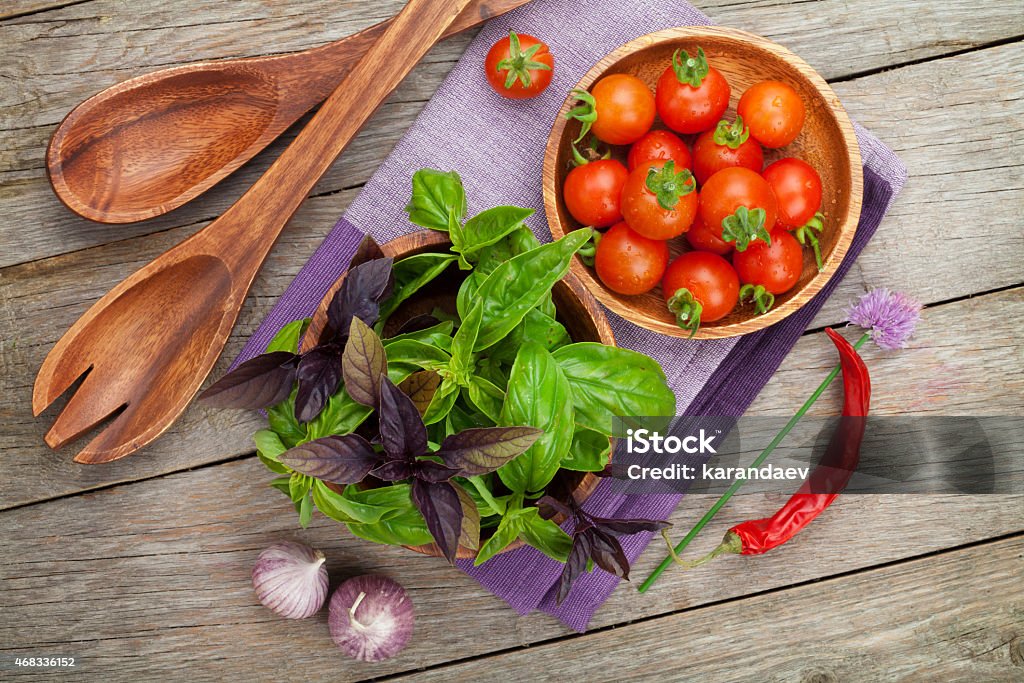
[655,47,730,134]
[621,160,698,240]
[685,212,733,256]
[663,251,740,335]
[737,80,805,148]
[566,74,655,146]
[594,222,670,295]
[692,116,764,185]
[628,129,692,172]
[562,158,629,228]
[698,167,778,252]
[484,31,554,99]
[762,157,822,228]
[732,229,804,314]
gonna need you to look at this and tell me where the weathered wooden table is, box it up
[2,1,1022,680]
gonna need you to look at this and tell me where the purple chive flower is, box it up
[844,288,922,350]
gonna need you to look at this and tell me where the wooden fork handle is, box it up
[196,0,475,282]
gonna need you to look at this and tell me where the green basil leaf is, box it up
[384,320,454,351]
[298,492,313,528]
[450,301,483,380]
[470,229,593,351]
[304,387,373,441]
[383,339,452,371]
[346,513,436,547]
[379,253,459,322]
[561,428,612,472]
[312,481,402,525]
[465,376,504,424]
[422,376,460,425]
[269,476,292,497]
[498,343,574,493]
[473,513,523,566]
[458,206,535,258]
[446,401,488,434]
[553,342,676,435]
[518,508,572,562]
[475,356,509,391]
[455,270,488,321]
[289,472,312,503]
[265,319,309,354]
[253,429,286,461]
[267,389,305,448]
[487,308,570,365]
[405,168,466,231]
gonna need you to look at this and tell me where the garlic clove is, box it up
[252,541,329,619]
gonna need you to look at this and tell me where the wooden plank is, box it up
[0,1,89,21]
[0,450,1021,680]
[809,40,1024,327]
[1,1,1022,267]
[390,536,1024,682]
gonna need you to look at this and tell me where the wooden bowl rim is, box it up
[327,230,612,561]
[543,25,864,339]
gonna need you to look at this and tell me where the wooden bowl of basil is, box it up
[304,230,613,561]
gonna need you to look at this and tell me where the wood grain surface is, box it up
[1,1,1022,680]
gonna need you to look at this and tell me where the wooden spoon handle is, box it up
[196,0,474,281]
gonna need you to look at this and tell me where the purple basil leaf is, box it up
[199,351,297,409]
[294,344,343,423]
[396,314,441,335]
[378,377,428,460]
[342,318,387,409]
[437,426,543,476]
[590,516,672,537]
[327,257,394,339]
[371,460,415,482]
[279,434,379,484]
[556,530,592,605]
[536,495,574,521]
[414,460,460,484]
[587,527,631,580]
[411,479,463,565]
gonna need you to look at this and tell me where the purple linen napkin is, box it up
[235,0,906,631]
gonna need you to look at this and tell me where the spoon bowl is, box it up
[46,0,529,224]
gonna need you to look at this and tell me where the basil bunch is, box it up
[207,169,676,601]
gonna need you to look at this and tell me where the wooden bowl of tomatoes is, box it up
[543,26,863,339]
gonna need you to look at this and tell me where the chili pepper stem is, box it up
[638,331,870,593]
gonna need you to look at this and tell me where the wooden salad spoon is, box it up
[33,0,476,464]
[47,0,528,224]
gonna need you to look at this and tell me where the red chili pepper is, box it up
[676,328,871,565]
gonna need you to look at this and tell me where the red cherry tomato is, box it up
[627,130,692,172]
[698,167,778,251]
[594,222,669,295]
[484,31,554,99]
[685,212,732,256]
[732,229,804,294]
[587,74,656,145]
[737,80,805,148]
[762,157,822,227]
[692,117,764,185]
[655,48,730,134]
[562,159,629,228]
[621,160,698,240]
[662,251,740,334]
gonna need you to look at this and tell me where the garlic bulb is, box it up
[329,575,414,661]
[252,541,329,619]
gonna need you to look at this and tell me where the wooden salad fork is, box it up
[47,0,528,224]
[33,0,476,464]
